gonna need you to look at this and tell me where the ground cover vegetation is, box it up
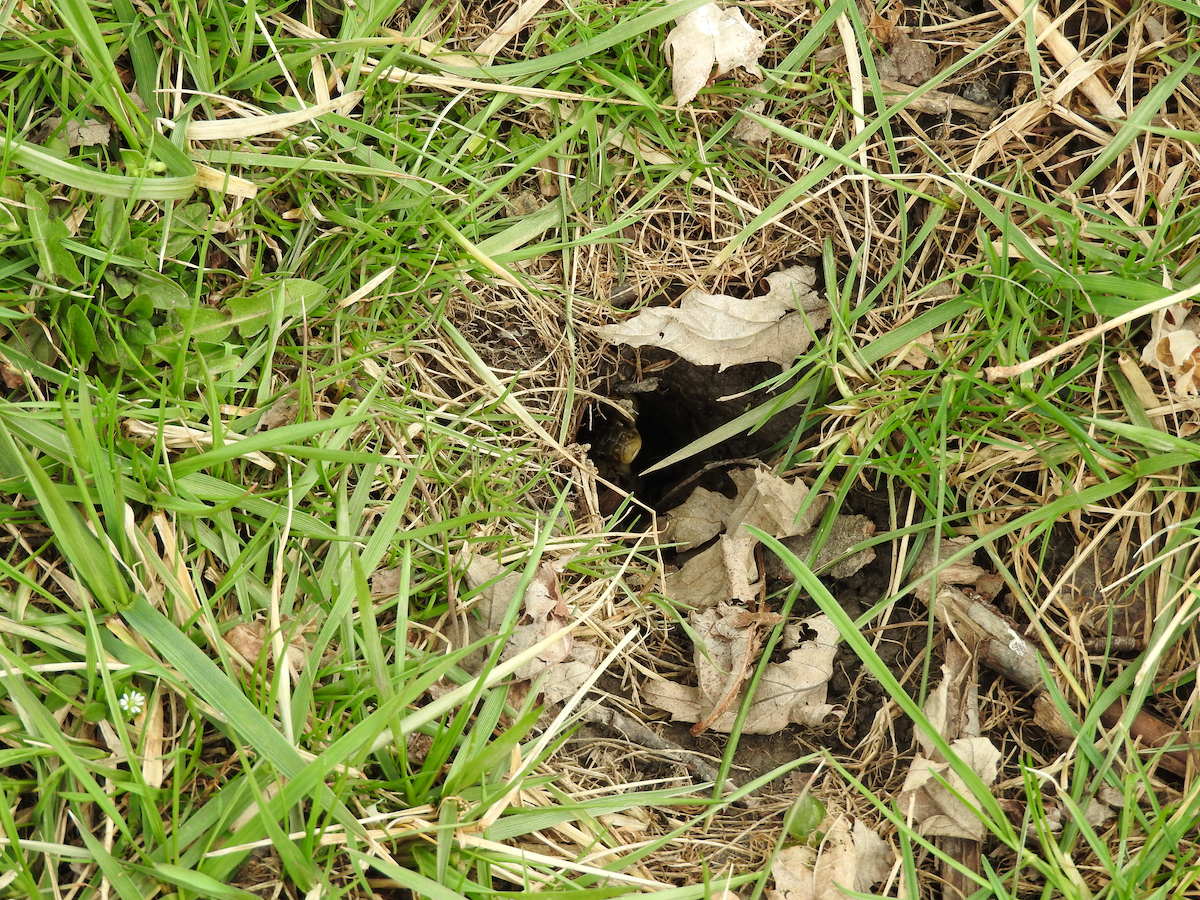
[1,0,1199,896]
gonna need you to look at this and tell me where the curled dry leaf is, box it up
[665,468,823,607]
[907,535,987,602]
[44,117,111,148]
[1142,304,1200,394]
[663,482,732,551]
[666,468,873,611]
[768,817,894,900]
[894,331,936,369]
[225,619,311,677]
[259,390,300,430]
[590,266,827,370]
[915,671,953,758]
[455,556,602,701]
[733,98,774,143]
[1033,795,1114,834]
[541,641,604,704]
[462,556,573,681]
[645,613,843,733]
[897,737,1001,841]
[653,468,874,732]
[664,2,764,106]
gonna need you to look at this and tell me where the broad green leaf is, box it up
[24,186,84,285]
[110,329,142,369]
[104,269,136,299]
[134,271,189,310]
[123,294,153,320]
[95,192,131,249]
[66,304,99,362]
[226,279,328,337]
[786,794,826,841]
[122,316,156,350]
[96,326,118,366]
[157,307,234,346]
[117,237,151,265]
[163,202,211,259]
[148,341,242,381]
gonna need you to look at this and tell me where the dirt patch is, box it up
[573,352,929,803]
[581,349,811,503]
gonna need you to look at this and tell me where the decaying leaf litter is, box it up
[5,0,1200,896]
[396,0,1200,893]
[460,0,1200,893]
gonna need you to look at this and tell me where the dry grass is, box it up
[418,0,1200,892]
[4,0,1200,895]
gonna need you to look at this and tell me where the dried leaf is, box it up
[768,818,894,900]
[897,737,1001,840]
[1142,307,1200,395]
[225,620,310,677]
[728,467,823,538]
[667,468,842,610]
[459,556,589,688]
[666,540,731,611]
[667,468,864,609]
[663,484,736,551]
[655,469,859,731]
[504,564,573,680]
[895,332,936,369]
[915,673,952,758]
[43,117,112,148]
[1,359,24,390]
[866,9,899,43]
[887,28,936,85]
[645,613,842,733]
[542,641,603,704]
[664,2,764,106]
[591,266,827,370]
[767,514,875,582]
[908,535,987,602]
[260,391,300,430]
[733,99,774,143]
[465,558,573,680]
[670,472,797,607]
[370,566,403,596]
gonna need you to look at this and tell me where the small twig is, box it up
[935,586,1195,777]
[983,279,1200,382]
[577,704,747,803]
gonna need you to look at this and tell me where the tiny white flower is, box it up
[118,690,145,718]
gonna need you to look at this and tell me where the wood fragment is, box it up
[577,704,746,801]
[878,79,997,123]
[934,586,1196,778]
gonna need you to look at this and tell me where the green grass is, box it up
[3,0,1200,896]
